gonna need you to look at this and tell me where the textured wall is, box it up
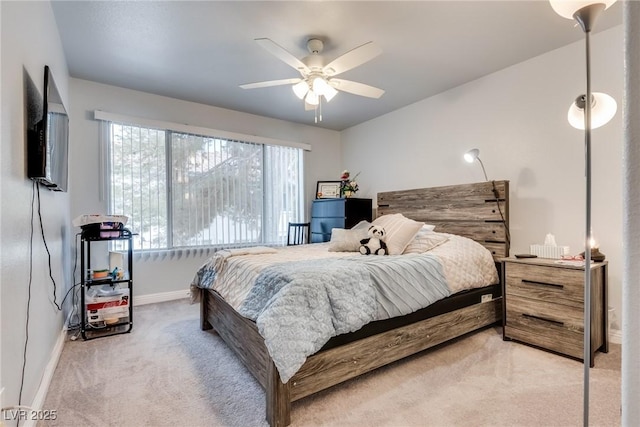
[622,1,640,425]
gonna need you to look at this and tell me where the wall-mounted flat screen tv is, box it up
[28,65,69,192]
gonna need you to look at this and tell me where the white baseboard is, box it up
[23,327,66,427]
[133,289,190,306]
[609,328,622,345]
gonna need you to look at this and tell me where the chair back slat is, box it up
[287,222,310,246]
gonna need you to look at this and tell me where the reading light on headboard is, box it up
[464,148,510,248]
[463,148,488,181]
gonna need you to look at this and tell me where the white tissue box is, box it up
[529,244,570,259]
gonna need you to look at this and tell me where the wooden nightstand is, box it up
[501,257,608,366]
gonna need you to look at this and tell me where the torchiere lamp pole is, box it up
[548,1,617,425]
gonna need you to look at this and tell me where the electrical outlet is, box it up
[481,294,492,303]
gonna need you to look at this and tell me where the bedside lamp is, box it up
[463,148,510,246]
[463,148,488,181]
[581,235,606,262]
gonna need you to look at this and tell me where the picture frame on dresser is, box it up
[316,181,341,199]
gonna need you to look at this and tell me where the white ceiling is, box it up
[50,1,622,131]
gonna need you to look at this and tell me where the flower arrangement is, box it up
[340,170,360,197]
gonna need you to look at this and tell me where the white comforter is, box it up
[190,233,498,310]
[189,233,498,382]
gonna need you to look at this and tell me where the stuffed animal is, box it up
[359,225,388,255]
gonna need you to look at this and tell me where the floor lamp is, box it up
[548,1,617,425]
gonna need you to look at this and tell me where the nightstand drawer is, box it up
[504,324,583,360]
[506,263,584,308]
[505,296,583,359]
[506,295,583,331]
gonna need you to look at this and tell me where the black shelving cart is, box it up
[80,227,134,340]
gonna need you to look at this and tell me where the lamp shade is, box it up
[305,90,319,106]
[549,0,616,19]
[322,84,338,102]
[312,77,338,102]
[464,148,480,163]
[292,80,309,100]
[567,92,617,129]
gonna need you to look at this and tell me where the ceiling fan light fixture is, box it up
[312,76,329,93]
[312,77,338,102]
[305,90,319,106]
[292,80,309,100]
[244,37,385,122]
[323,84,338,102]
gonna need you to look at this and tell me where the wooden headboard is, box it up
[377,180,510,260]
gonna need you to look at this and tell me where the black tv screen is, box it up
[28,65,69,192]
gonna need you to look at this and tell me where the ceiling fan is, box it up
[240,37,385,122]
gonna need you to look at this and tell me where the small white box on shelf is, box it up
[529,244,570,259]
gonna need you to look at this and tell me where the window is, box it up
[105,121,304,251]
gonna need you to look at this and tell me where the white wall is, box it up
[0,1,70,417]
[68,79,341,297]
[341,26,624,337]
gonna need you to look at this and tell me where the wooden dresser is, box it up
[310,198,372,243]
[501,257,608,366]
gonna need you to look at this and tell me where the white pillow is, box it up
[403,231,449,254]
[351,220,372,231]
[328,227,369,252]
[421,224,436,232]
[372,213,423,255]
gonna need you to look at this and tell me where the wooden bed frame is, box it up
[200,180,510,426]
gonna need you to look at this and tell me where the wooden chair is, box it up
[287,222,310,246]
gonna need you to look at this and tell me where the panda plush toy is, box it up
[359,225,388,255]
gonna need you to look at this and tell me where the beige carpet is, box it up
[41,299,621,427]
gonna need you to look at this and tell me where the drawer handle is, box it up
[521,279,564,290]
[522,313,565,327]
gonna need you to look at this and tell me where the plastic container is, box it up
[92,269,110,279]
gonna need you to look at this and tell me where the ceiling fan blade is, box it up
[331,79,385,99]
[323,42,382,76]
[255,38,310,74]
[240,78,301,90]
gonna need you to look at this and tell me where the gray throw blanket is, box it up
[239,254,450,383]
